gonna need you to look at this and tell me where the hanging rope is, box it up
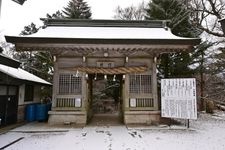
[64,66,147,74]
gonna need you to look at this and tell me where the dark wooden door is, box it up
[0,96,7,126]
[6,95,18,125]
[0,86,18,127]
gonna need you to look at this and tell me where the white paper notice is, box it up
[75,98,81,107]
[130,98,136,107]
[161,78,197,119]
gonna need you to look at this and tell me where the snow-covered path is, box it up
[1,112,225,150]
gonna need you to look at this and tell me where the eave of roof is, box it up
[0,53,21,68]
[0,64,51,85]
[5,36,201,45]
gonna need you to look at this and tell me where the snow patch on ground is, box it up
[1,111,225,150]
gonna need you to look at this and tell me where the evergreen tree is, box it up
[14,0,93,82]
[145,0,200,78]
[13,23,40,74]
[14,22,54,82]
[208,47,225,75]
[32,51,54,82]
[62,0,92,19]
[190,42,213,110]
[146,0,199,37]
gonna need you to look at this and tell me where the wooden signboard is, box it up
[161,78,197,119]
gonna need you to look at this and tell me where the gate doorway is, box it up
[0,85,18,127]
[88,74,123,125]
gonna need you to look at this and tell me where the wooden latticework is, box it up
[65,66,147,74]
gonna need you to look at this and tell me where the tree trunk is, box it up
[200,49,205,111]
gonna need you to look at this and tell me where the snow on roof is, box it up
[26,26,192,40]
[5,20,201,47]
[0,64,51,85]
[5,20,201,50]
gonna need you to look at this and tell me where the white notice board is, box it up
[161,78,197,119]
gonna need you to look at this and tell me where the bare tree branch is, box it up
[114,2,146,20]
[207,0,222,19]
[190,0,225,37]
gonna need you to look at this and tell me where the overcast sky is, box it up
[0,0,147,37]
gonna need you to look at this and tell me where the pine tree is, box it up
[13,23,40,74]
[32,51,54,82]
[15,22,53,82]
[146,0,200,37]
[62,0,92,19]
[14,0,92,82]
[145,0,200,78]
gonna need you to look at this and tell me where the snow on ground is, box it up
[1,111,225,150]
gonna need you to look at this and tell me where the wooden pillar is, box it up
[81,73,87,111]
[152,57,158,110]
[124,74,129,111]
[52,57,58,108]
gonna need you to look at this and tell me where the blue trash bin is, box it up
[36,104,47,121]
[25,104,36,122]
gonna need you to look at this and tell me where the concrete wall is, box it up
[18,84,41,105]
[124,111,161,125]
[17,84,42,122]
[48,111,86,126]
